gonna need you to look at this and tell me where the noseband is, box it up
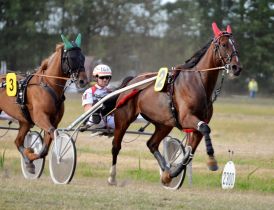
[61,46,85,78]
[213,33,239,67]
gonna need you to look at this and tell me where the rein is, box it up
[135,65,227,80]
[171,66,226,72]
[30,73,71,81]
[0,73,71,81]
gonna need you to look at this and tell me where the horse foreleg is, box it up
[181,113,218,171]
[32,113,56,158]
[196,121,218,171]
[38,132,52,158]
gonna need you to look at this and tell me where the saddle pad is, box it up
[115,89,140,108]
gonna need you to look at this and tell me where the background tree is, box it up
[0,0,273,94]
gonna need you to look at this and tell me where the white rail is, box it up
[66,76,157,131]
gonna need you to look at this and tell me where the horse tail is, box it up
[101,76,134,116]
[114,76,134,90]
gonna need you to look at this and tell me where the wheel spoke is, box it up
[49,132,76,184]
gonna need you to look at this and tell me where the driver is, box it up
[81,64,115,130]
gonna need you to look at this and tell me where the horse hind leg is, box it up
[108,110,138,185]
[108,127,128,186]
[14,123,36,173]
[146,124,173,185]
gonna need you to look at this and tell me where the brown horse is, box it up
[108,22,242,186]
[0,34,87,173]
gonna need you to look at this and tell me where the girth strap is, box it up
[40,82,59,107]
[167,73,182,129]
[40,82,66,111]
[17,75,34,125]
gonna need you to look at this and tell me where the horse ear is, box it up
[226,25,232,33]
[61,34,73,50]
[212,22,221,38]
[75,33,81,48]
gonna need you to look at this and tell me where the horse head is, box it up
[61,34,87,88]
[212,22,242,76]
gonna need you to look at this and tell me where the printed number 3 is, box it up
[9,78,14,91]
[6,73,17,96]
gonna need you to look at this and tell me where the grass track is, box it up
[0,94,274,209]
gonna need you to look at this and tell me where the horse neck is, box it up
[194,44,220,99]
[40,51,67,96]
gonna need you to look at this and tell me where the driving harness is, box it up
[166,71,182,129]
[16,75,65,126]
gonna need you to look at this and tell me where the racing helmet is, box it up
[93,64,112,77]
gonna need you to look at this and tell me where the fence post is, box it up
[1,61,7,75]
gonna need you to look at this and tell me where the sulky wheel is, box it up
[21,131,45,179]
[49,131,76,184]
[160,137,187,190]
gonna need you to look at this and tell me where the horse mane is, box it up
[177,39,213,70]
[37,43,64,73]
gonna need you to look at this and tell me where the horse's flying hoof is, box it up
[107,177,117,186]
[207,156,219,171]
[161,170,172,185]
[25,162,35,174]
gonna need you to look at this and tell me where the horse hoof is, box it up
[207,156,219,171]
[23,147,34,156]
[107,177,117,186]
[161,170,172,185]
[26,162,35,174]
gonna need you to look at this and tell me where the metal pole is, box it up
[187,161,192,187]
[0,126,19,130]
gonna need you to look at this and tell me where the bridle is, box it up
[213,32,239,70]
[61,46,85,81]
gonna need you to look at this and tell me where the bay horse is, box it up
[0,34,87,173]
[108,22,242,186]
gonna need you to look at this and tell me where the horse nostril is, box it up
[232,65,242,76]
[232,65,237,71]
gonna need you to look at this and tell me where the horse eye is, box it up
[222,43,227,48]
